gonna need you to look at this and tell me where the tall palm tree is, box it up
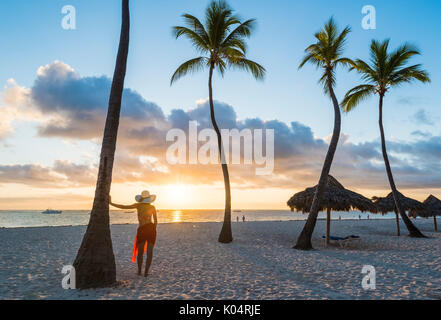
[170,0,265,243]
[73,0,130,288]
[342,39,430,238]
[294,18,355,250]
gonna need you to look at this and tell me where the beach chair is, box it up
[322,235,361,248]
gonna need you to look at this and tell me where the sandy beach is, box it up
[1,219,440,300]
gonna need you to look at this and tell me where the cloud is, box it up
[1,61,441,195]
[412,109,434,126]
[28,61,167,141]
[0,161,96,188]
[397,96,427,106]
[0,79,34,139]
[411,130,431,138]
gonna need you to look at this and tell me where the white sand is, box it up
[0,219,440,300]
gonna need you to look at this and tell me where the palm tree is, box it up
[342,39,430,238]
[294,18,356,250]
[170,0,265,243]
[73,0,130,288]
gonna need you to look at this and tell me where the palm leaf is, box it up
[170,57,209,85]
[342,84,376,112]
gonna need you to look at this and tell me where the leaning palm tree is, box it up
[73,0,130,288]
[170,0,265,243]
[294,18,355,250]
[342,39,430,238]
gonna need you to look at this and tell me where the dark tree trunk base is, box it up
[218,222,233,243]
[73,212,116,289]
[408,230,427,238]
[293,233,313,250]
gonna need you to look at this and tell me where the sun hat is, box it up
[135,190,156,204]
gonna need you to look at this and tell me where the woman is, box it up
[110,190,157,277]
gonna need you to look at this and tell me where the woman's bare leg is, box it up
[144,243,154,277]
[137,241,146,276]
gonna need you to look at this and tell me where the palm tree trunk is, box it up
[207,63,233,243]
[394,210,400,236]
[326,208,331,245]
[294,74,341,250]
[73,0,130,289]
[378,94,425,238]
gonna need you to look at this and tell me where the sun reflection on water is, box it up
[172,210,182,223]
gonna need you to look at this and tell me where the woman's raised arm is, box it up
[109,196,138,210]
[110,203,138,210]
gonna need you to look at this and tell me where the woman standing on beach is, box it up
[110,191,157,277]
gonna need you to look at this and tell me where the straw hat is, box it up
[135,190,156,204]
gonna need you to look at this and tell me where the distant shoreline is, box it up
[0,217,405,230]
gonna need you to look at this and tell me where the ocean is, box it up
[0,209,398,228]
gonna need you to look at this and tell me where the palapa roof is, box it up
[410,195,441,218]
[287,175,377,213]
[372,191,425,215]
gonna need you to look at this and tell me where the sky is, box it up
[0,0,440,210]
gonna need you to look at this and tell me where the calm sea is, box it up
[0,209,396,228]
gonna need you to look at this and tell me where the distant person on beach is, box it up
[237,216,239,222]
[242,215,246,222]
[359,215,361,220]
[110,190,157,277]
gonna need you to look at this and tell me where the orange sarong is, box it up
[132,223,157,263]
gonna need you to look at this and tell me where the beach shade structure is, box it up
[410,195,441,231]
[372,192,425,236]
[287,175,377,245]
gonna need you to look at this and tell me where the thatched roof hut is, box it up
[372,191,425,236]
[287,175,377,213]
[287,175,377,245]
[410,195,441,231]
[372,191,424,214]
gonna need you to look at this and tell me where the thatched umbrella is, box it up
[410,195,441,231]
[372,191,425,236]
[287,175,377,245]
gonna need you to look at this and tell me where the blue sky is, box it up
[0,0,440,209]
[1,0,440,139]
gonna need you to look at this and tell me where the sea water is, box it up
[0,209,398,228]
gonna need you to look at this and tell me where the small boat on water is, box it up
[42,209,62,214]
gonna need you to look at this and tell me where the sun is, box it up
[166,184,190,207]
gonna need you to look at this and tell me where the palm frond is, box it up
[172,26,210,53]
[221,19,256,52]
[389,64,431,86]
[299,52,323,69]
[335,57,357,69]
[342,85,376,112]
[387,43,420,74]
[181,14,210,44]
[227,57,266,80]
[299,17,352,95]
[170,57,209,85]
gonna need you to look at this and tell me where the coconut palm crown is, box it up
[170,0,265,85]
[299,17,356,95]
[342,39,430,110]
